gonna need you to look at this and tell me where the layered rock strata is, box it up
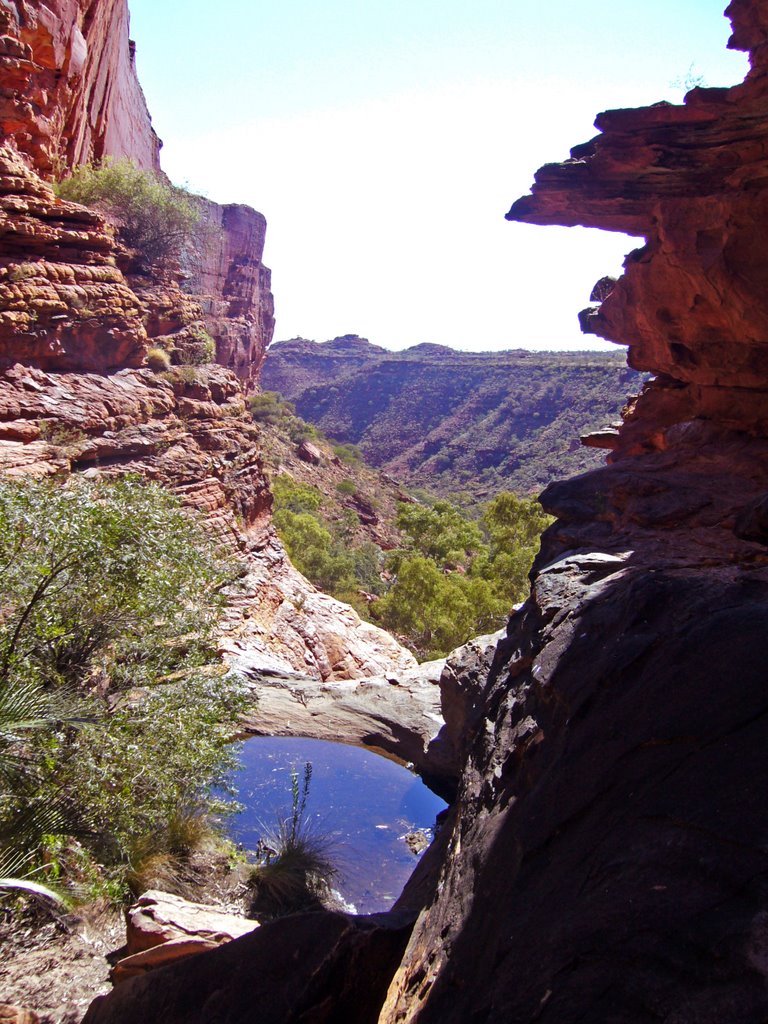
[184,201,275,386]
[82,2,768,1022]
[0,0,274,383]
[0,0,160,175]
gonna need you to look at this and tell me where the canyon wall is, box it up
[82,2,768,1022]
[0,0,274,382]
[377,2,768,1020]
[0,0,160,175]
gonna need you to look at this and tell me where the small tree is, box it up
[56,159,200,266]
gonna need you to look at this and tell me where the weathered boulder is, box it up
[111,891,258,984]
[377,1,768,1019]
[297,438,322,463]
[0,146,147,373]
[236,655,443,779]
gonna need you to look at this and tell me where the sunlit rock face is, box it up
[0,0,160,175]
[0,0,409,696]
[0,0,274,383]
[185,201,275,386]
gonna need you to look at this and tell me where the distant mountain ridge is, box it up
[262,335,646,499]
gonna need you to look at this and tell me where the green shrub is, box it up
[335,479,357,496]
[373,493,551,658]
[332,442,363,466]
[173,322,216,366]
[271,474,323,514]
[249,392,293,425]
[56,159,200,266]
[0,476,244,896]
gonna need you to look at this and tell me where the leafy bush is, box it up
[271,474,323,514]
[56,159,200,266]
[332,443,363,466]
[373,493,552,658]
[0,476,243,898]
[249,392,294,426]
[173,323,216,366]
[335,479,357,496]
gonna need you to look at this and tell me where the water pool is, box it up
[226,736,447,914]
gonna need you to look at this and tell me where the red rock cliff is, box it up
[0,0,274,381]
[0,0,160,175]
[0,1,408,683]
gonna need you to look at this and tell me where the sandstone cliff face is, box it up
[0,0,409,685]
[0,0,274,384]
[0,0,160,175]
[0,148,412,682]
[184,201,275,386]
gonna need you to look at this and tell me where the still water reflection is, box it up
[227,736,447,914]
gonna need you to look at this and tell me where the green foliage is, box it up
[271,474,323,514]
[56,159,200,266]
[332,443,363,465]
[0,476,233,694]
[373,493,552,659]
[395,500,483,568]
[271,475,385,601]
[249,392,320,444]
[249,392,295,426]
[0,476,243,900]
[146,346,172,371]
[48,676,244,873]
[173,323,216,366]
[335,479,357,496]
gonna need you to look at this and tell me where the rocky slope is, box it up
[262,335,644,499]
[82,2,768,1022]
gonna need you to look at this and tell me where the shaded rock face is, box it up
[0,0,160,175]
[83,913,412,1024]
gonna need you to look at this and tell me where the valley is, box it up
[262,335,646,499]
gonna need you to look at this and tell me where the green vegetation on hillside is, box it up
[271,474,386,612]
[373,494,551,659]
[262,337,645,500]
[0,477,245,904]
[269,469,551,659]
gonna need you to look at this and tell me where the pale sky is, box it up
[128,0,748,352]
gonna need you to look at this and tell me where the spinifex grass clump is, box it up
[246,762,336,920]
